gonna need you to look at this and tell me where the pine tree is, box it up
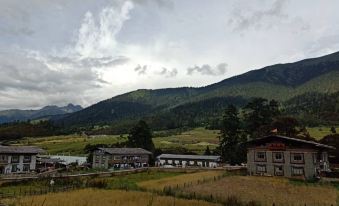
[204,146,211,155]
[127,120,155,153]
[219,105,245,165]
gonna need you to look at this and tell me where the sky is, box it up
[1,0,339,110]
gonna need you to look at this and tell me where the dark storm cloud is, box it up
[187,63,227,76]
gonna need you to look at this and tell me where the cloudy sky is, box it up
[1,0,339,110]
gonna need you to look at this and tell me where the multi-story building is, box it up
[246,135,334,179]
[92,148,152,169]
[0,145,45,174]
[156,154,221,168]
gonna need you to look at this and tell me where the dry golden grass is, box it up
[4,189,220,206]
[138,171,223,191]
[183,176,338,206]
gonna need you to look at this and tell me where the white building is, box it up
[156,154,221,168]
[0,146,45,174]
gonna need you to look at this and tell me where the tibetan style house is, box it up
[246,135,335,179]
[92,148,152,169]
[0,145,45,174]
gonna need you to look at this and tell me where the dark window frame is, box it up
[23,155,31,163]
[290,153,304,164]
[255,151,267,162]
[11,155,19,163]
[291,166,304,176]
[272,152,284,163]
[256,164,267,174]
[274,165,284,176]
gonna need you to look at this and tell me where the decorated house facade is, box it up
[246,135,334,179]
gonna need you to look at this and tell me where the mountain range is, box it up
[56,51,339,130]
[0,104,83,124]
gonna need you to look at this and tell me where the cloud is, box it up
[0,50,107,109]
[229,0,288,31]
[157,67,178,77]
[74,1,134,58]
[134,65,148,75]
[187,63,227,76]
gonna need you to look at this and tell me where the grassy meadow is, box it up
[307,126,334,140]
[182,176,339,206]
[153,127,219,154]
[8,126,336,155]
[138,171,223,191]
[3,189,220,206]
[11,128,219,155]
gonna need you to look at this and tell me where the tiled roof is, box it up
[0,145,45,154]
[98,147,152,155]
[246,135,335,149]
[157,154,221,161]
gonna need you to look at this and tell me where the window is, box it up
[95,155,100,163]
[256,164,266,174]
[291,167,304,176]
[11,164,18,172]
[11,155,19,163]
[255,152,266,162]
[291,153,304,163]
[23,164,30,172]
[274,165,284,176]
[114,155,121,160]
[273,152,284,163]
[23,155,31,163]
[0,155,7,162]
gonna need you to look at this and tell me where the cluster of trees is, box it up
[218,98,312,165]
[0,121,62,142]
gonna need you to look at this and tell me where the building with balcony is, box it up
[92,148,152,169]
[246,135,335,179]
[156,154,221,168]
[0,145,45,174]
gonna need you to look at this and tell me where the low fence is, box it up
[0,185,77,199]
[0,168,148,184]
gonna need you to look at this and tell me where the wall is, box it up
[247,149,321,179]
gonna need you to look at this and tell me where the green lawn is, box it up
[307,126,336,140]
[14,135,127,155]
[153,127,219,154]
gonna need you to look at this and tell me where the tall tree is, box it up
[219,105,245,165]
[204,146,211,155]
[243,98,280,139]
[127,120,155,153]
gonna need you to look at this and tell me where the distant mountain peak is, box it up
[0,103,83,124]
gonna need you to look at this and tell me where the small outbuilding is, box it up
[156,154,221,168]
[246,135,335,179]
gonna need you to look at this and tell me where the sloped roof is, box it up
[157,154,221,161]
[0,145,45,154]
[246,135,335,150]
[97,147,152,155]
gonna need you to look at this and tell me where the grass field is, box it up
[182,176,338,206]
[10,126,337,155]
[13,134,126,155]
[153,128,219,154]
[11,128,219,155]
[3,189,220,206]
[138,171,224,191]
[307,126,335,140]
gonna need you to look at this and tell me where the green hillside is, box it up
[58,51,339,129]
